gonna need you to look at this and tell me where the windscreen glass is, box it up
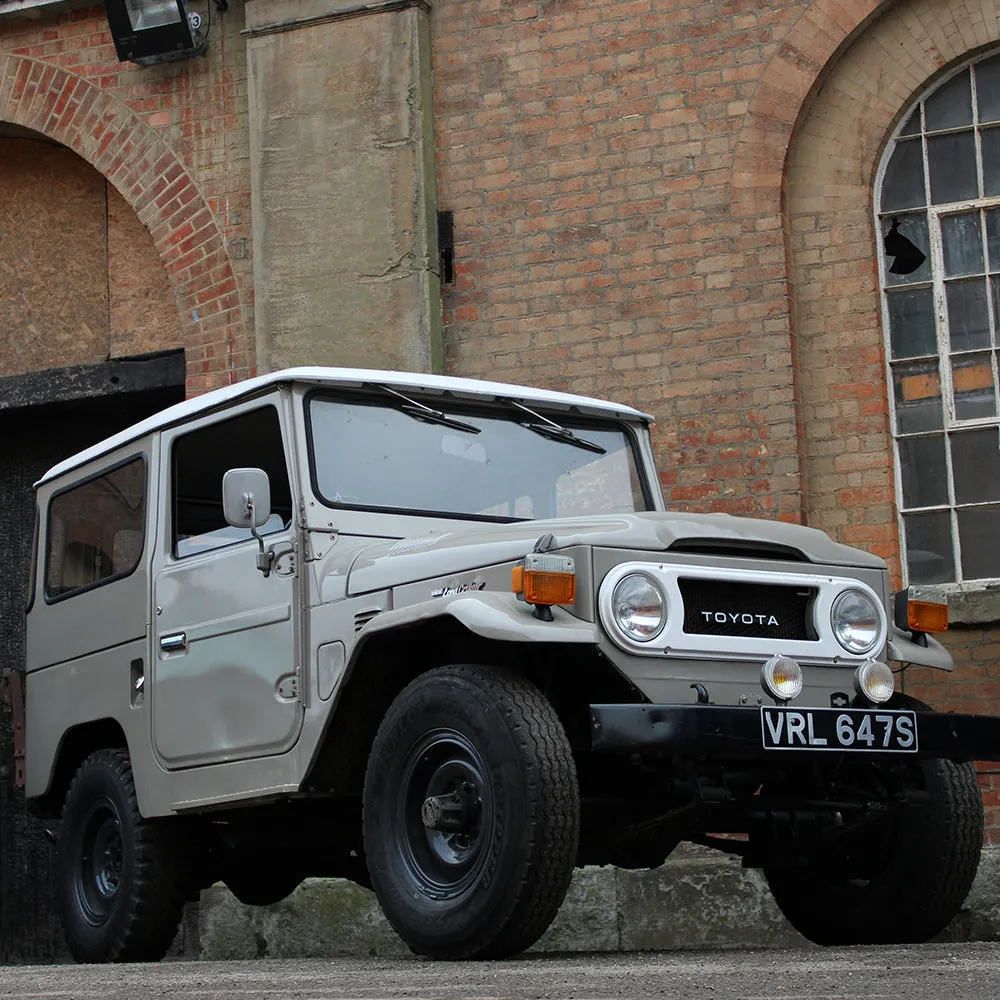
[307,394,649,521]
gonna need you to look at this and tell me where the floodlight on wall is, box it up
[103,0,207,66]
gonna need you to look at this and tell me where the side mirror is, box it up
[222,468,272,528]
[222,468,275,576]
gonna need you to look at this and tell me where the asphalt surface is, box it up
[1,945,1000,1000]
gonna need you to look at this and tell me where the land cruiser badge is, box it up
[431,579,487,598]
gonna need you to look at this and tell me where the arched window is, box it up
[876,52,1000,587]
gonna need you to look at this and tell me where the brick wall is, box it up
[431,0,815,520]
[0,5,253,392]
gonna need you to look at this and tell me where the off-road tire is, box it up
[765,695,983,945]
[59,748,188,963]
[363,664,580,960]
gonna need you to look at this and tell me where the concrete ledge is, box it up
[198,846,1000,959]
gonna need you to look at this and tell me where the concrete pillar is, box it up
[244,0,441,374]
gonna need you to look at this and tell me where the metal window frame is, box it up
[875,51,1000,588]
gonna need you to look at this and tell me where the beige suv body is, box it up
[22,368,1000,963]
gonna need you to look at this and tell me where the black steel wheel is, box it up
[764,695,983,945]
[363,665,579,959]
[59,749,187,963]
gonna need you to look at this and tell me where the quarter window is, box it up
[46,457,146,599]
[877,52,1000,585]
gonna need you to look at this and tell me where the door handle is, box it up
[159,632,187,652]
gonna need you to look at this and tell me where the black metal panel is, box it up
[589,703,1000,762]
[680,577,817,641]
[0,375,183,962]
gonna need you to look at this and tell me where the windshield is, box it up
[307,393,650,521]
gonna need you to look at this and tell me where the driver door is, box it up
[150,398,303,768]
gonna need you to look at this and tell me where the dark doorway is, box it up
[0,352,184,961]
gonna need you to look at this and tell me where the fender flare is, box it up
[352,590,597,648]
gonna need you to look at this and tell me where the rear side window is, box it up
[45,457,146,601]
[172,405,293,558]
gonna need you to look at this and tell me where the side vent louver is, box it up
[354,609,382,632]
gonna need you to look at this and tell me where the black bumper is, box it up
[590,703,1000,762]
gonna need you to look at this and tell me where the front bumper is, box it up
[590,703,1000,762]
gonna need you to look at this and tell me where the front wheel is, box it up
[59,749,188,963]
[765,695,983,945]
[363,664,580,959]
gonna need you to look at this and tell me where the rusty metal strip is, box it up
[242,0,430,38]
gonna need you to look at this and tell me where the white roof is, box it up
[37,366,654,486]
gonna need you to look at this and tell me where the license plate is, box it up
[761,706,918,752]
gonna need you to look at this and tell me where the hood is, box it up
[344,511,885,596]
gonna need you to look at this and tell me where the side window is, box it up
[173,405,293,558]
[46,457,146,600]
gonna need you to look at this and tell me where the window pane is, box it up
[951,352,997,420]
[946,278,991,351]
[941,212,985,276]
[898,434,949,508]
[951,427,1000,503]
[982,127,1000,196]
[903,510,955,584]
[883,213,931,285]
[987,208,1000,272]
[957,505,1000,579]
[887,286,937,358]
[173,406,293,557]
[928,132,978,203]
[46,458,145,599]
[899,106,922,136]
[976,54,1000,124]
[925,69,973,131]
[893,359,943,433]
[880,140,926,211]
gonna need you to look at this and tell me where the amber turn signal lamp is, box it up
[512,553,576,607]
[907,599,948,633]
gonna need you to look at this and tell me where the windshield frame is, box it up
[303,387,654,523]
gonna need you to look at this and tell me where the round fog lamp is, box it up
[854,659,894,704]
[761,654,803,702]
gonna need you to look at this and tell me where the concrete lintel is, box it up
[243,0,430,38]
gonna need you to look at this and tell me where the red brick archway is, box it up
[0,54,249,394]
[729,0,892,223]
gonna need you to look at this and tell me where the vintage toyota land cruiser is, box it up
[16,367,1000,963]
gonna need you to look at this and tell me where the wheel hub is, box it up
[421,781,480,833]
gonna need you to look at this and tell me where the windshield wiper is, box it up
[365,383,482,434]
[503,399,606,455]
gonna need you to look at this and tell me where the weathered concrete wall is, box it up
[246,0,441,375]
[198,847,1000,958]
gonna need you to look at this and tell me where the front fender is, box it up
[356,591,598,645]
[886,627,953,671]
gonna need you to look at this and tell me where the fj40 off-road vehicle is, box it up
[13,367,1000,962]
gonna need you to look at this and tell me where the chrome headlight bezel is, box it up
[609,572,667,643]
[831,588,884,655]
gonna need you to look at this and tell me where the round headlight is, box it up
[831,589,882,655]
[761,654,803,702]
[611,574,665,641]
[854,659,894,704]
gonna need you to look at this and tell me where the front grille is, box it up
[680,578,817,641]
